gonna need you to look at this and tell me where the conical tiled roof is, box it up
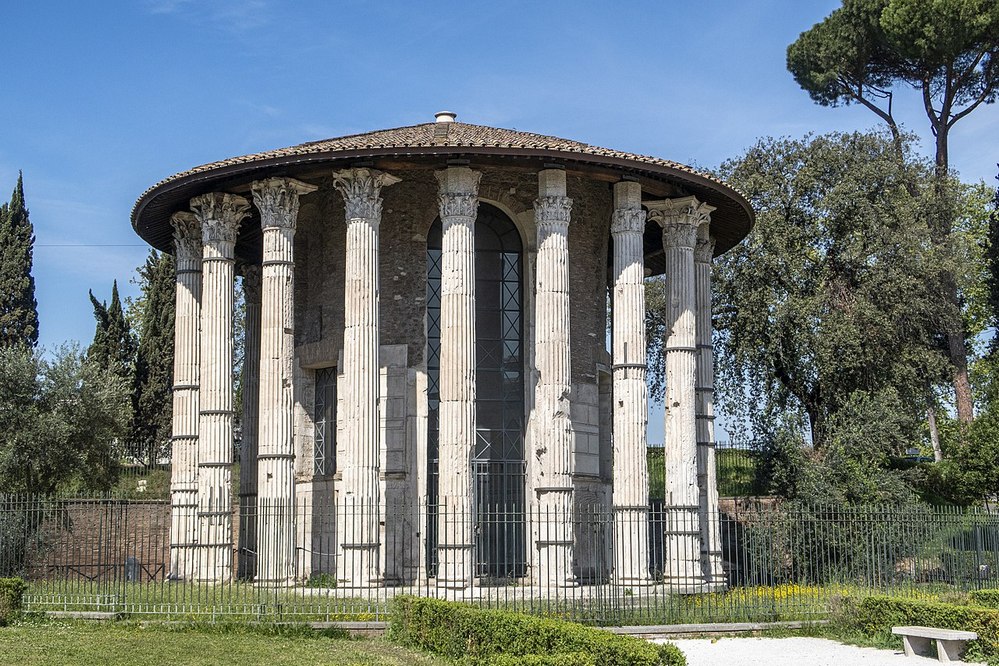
[132,118,753,255]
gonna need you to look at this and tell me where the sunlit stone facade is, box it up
[133,113,753,592]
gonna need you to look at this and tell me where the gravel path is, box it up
[652,636,986,665]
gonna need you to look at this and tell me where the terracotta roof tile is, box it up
[139,121,731,199]
[132,119,754,259]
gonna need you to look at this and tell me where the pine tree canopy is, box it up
[0,172,39,348]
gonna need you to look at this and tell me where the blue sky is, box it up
[2,1,998,442]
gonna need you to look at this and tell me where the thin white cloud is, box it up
[144,0,194,14]
[144,0,271,32]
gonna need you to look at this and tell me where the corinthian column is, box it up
[169,212,201,581]
[647,195,713,589]
[332,168,398,588]
[250,177,316,584]
[434,166,479,590]
[609,181,651,585]
[238,264,261,581]
[695,224,725,587]
[531,168,576,588]
[190,192,250,582]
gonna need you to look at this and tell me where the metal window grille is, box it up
[313,367,336,477]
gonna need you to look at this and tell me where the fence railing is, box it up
[648,442,761,499]
[1,494,996,624]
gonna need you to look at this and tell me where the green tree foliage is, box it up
[926,407,999,505]
[919,169,999,504]
[129,251,175,467]
[787,0,999,423]
[987,166,999,351]
[707,131,951,502]
[87,280,136,386]
[0,345,129,494]
[0,173,39,348]
[787,0,999,170]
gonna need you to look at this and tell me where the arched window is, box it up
[426,202,526,576]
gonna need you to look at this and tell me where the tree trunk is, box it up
[933,125,974,423]
[948,307,975,423]
[927,406,943,463]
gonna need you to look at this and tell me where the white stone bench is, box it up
[892,625,978,662]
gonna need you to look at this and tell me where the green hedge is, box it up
[855,595,999,660]
[0,578,27,626]
[389,596,685,666]
[970,590,999,609]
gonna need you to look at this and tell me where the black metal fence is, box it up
[1,494,996,624]
[648,442,760,499]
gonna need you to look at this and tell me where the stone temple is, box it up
[131,112,754,591]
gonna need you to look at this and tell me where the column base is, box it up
[664,527,702,593]
[702,550,727,587]
[662,577,713,595]
[435,543,474,590]
[533,542,578,589]
[253,576,297,587]
[613,506,651,588]
[194,543,234,583]
[338,542,381,588]
[612,575,657,587]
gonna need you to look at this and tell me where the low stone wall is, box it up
[23,500,171,583]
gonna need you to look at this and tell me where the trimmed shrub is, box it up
[970,590,999,609]
[0,577,27,626]
[470,653,595,666]
[389,596,685,665]
[854,595,999,660]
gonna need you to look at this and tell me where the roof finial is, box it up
[435,110,457,123]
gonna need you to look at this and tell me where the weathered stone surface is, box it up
[647,195,715,588]
[434,166,480,590]
[253,177,316,583]
[190,192,251,582]
[168,211,201,581]
[531,169,576,588]
[610,181,651,586]
[332,169,397,587]
[238,264,260,581]
[695,224,725,586]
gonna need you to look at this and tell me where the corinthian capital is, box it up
[189,192,251,245]
[646,196,715,229]
[659,221,698,249]
[251,177,317,231]
[435,167,481,220]
[611,208,646,235]
[534,196,572,228]
[171,211,202,261]
[646,196,714,249]
[695,224,716,263]
[333,168,401,222]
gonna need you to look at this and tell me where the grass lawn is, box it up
[0,620,446,666]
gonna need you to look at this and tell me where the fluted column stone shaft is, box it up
[191,192,250,582]
[531,169,576,588]
[332,169,397,587]
[238,265,261,580]
[169,212,202,581]
[252,177,316,583]
[609,181,651,585]
[695,226,725,586]
[647,195,714,588]
[433,167,480,590]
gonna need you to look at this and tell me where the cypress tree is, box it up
[0,172,39,347]
[88,280,136,386]
[130,251,176,466]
